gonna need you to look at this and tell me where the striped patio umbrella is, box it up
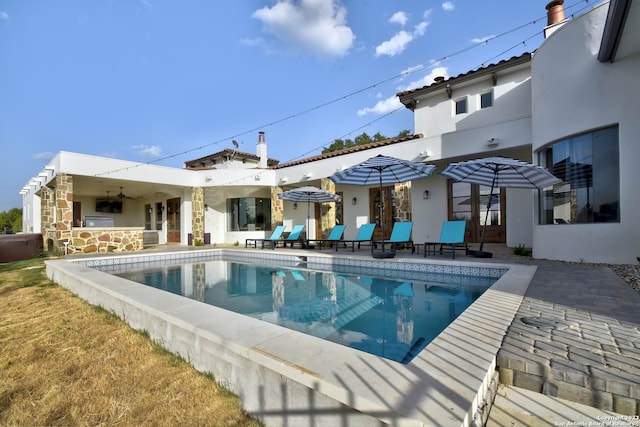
[441,156,561,254]
[277,186,341,236]
[329,155,436,253]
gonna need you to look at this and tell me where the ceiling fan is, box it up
[117,187,137,200]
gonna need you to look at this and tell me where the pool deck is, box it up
[58,243,640,425]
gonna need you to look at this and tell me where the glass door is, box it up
[449,181,505,244]
[166,198,181,243]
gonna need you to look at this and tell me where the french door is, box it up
[166,198,181,243]
[369,186,394,241]
[449,181,505,244]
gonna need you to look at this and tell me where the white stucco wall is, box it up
[409,63,535,249]
[531,3,640,264]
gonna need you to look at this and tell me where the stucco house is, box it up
[21,0,639,264]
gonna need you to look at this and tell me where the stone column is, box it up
[191,187,204,245]
[55,174,74,250]
[394,182,412,222]
[40,185,55,251]
[271,186,284,229]
[320,178,337,237]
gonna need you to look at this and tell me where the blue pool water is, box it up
[101,259,496,363]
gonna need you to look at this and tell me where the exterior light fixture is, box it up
[293,203,298,210]
[204,204,208,211]
[352,197,357,205]
[423,190,429,200]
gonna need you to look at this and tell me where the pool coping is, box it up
[45,248,536,427]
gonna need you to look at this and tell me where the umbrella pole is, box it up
[379,172,385,251]
[478,174,497,253]
[307,200,311,243]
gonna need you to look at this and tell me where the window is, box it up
[144,204,151,230]
[228,198,272,231]
[539,126,619,224]
[480,91,493,108]
[455,97,467,115]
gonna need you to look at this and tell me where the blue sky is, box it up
[0,1,592,212]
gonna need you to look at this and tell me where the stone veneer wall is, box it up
[191,187,204,245]
[40,185,55,251]
[319,178,337,238]
[55,174,74,244]
[394,182,412,222]
[271,186,284,229]
[66,229,143,254]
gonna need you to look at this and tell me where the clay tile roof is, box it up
[397,52,532,100]
[185,148,279,168]
[273,133,423,169]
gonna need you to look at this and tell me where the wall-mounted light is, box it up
[446,84,452,98]
[419,150,431,159]
[352,197,357,205]
[279,177,288,184]
[302,172,312,179]
[204,204,209,211]
[148,207,153,214]
[293,203,298,210]
[423,190,430,200]
[487,137,499,147]
[161,205,165,212]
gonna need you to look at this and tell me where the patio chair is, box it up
[307,225,346,250]
[245,225,285,249]
[272,224,306,249]
[338,223,376,252]
[372,221,414,254]
[424,220,467,259]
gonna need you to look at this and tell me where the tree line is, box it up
[1,208,22,234]
[322,130,411,154]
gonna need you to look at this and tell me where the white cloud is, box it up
[375,10,430,57]
[375,31,413,57]
[403,66,449,92]
[33,152,54,162]
[252,0,355,57]
[0,11,9,21]
[357,96,403,116]
[471,35,495,44]
[389,11,407,27]
[442,2,455,12]
[357,66,449,116]
[414,21,428,37]
[132,144,162,157]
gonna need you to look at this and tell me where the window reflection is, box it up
[540,126,619,224]
[227,198,272,231]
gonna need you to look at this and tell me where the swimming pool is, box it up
[46,248,535,427]
[98,258,496,363]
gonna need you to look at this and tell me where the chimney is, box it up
[256,131,267,168]
[544,0,567,38]
[546,0,565,25]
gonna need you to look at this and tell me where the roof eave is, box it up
[397,53,532,109]
[597,0,632,63]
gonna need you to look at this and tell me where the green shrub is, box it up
[513,244,532,257]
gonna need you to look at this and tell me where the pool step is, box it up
[487,385,639,426]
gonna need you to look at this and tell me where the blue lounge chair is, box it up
[424,220,467,259]
[339,223,376,252]
[372,221,414,254]
[273,224,305,248]
[245,225,285,249]
[307,225,346,250]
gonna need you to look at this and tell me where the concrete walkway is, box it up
[481,250,640,423]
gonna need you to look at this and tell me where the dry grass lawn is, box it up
[0,257,262,426]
